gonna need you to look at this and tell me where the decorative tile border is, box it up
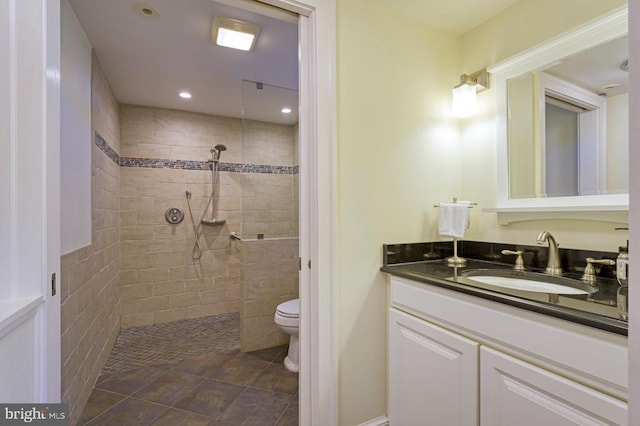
[95,131,298,175]
[219,162,295,175]
[95,131,120,165]
[119,157,210,170]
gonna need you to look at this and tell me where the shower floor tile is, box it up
[80,313,297,425]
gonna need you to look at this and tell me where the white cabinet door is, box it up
[481,346,627,425]
[389,308,479,426]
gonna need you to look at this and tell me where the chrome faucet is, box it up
[536,231,563,275]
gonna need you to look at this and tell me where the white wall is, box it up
[337,0,461,423]
[60,0,92,254]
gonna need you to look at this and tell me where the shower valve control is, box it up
[165,207,184,224]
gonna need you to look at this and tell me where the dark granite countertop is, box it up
[381,242,627,336]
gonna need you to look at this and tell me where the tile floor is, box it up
[79,313,298,425]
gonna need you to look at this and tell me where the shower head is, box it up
[213,144,227,161]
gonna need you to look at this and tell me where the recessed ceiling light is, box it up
[281,107,292,114]
[179,91,192,99]
[211,17,260,51]
[133,3,160,19]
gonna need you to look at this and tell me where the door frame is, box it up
[629,2,639,425]
[258,1,338,424]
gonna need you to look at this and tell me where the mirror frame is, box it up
[486,6,628,223]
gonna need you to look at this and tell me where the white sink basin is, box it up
[461,269,597,295]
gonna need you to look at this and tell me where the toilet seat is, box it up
[276,298,299,318]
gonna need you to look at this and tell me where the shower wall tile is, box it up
[241,174,296,239]
[119,104,298,240]
[119,107,245,329]
[120,105,243,163]
[154,308,189,324]
[118,105,298,357]
[92,55,120,154]
[60,54,121,426]
[243,119,295,166]
[240,238,299,352]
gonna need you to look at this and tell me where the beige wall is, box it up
[606,93,629,193]
[240,238,299,352]
[119,105,297,328]
[461,0,627,73]
[336,0,461,423]
[60,54,120,425]
[459,0,629,251]
[507,73,537,199]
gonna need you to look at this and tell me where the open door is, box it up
[0,0,61,402]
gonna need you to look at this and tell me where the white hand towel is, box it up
[438,201,471,238]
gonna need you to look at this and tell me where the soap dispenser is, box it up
[616,242,629,287]
[615,227,629,320]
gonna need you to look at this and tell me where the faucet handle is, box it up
[502,250,525,271]
[581,257,615,284]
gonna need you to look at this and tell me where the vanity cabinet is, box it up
[388,276,628,425]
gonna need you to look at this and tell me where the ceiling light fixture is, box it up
[179,91,192,99]
[211,16,260,52]
[451,69,490,118]
[281,107,292,114]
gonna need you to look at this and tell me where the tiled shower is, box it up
[117,104,300,348]
[61,55,299,424]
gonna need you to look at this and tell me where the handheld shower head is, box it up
[212,144,227,161]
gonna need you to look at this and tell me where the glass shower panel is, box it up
[240,81,299,239]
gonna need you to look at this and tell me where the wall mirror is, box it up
[487,6,628,218]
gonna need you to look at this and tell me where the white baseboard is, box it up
[356,415,389,426]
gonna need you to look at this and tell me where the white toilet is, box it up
[274,298,300,373]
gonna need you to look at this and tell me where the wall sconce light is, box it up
[211,16,260,51]
[451,69,490,118]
